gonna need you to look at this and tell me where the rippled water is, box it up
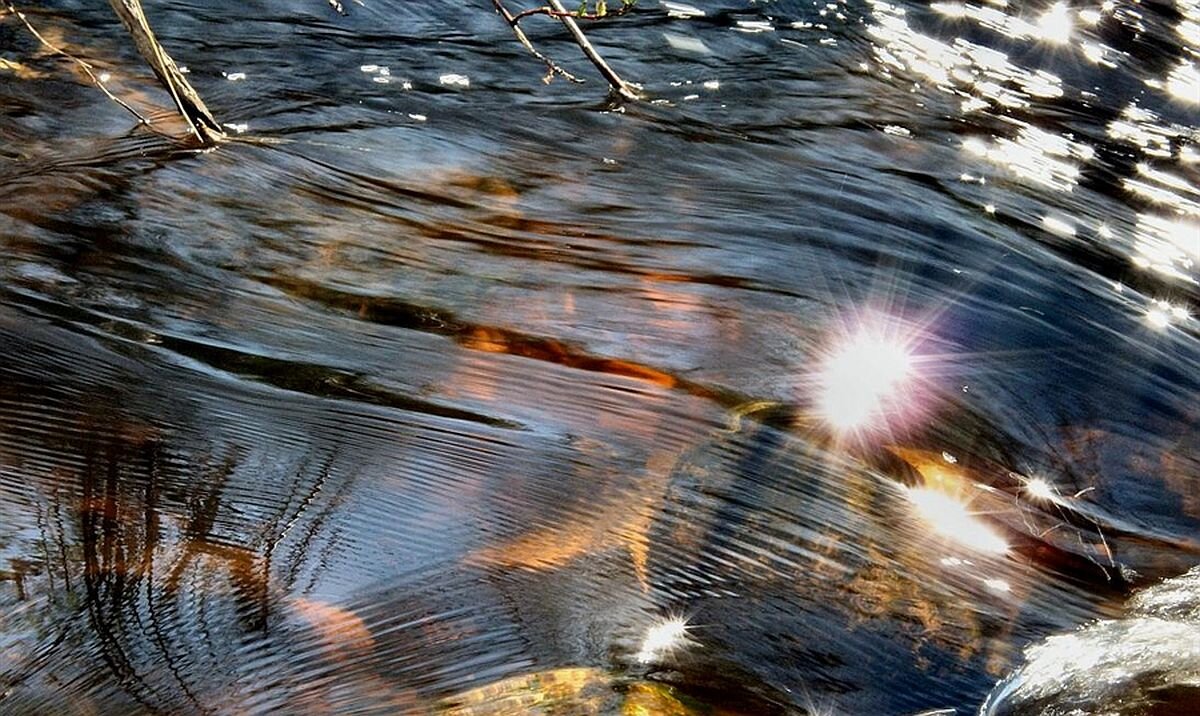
[1,0,1198,713]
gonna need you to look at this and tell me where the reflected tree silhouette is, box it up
[0,377,364,712]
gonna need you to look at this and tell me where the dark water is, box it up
[1,1,1198,713]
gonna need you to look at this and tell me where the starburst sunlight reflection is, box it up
[1022,476,1057,502]
[636,615,697,664]
[1035,2,1074,44]
[816,324,916,433]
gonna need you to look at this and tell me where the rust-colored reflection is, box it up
[465,448,682,593]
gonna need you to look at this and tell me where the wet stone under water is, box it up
[1,0,1199,714]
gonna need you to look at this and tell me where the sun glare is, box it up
[1023,476,1057,501]
[817,328,914,432]
[636,615,696,664]
[1035,2,1073,44]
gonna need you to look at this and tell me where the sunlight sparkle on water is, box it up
[1145,300,1190,329]
[1132,214,1199,281]
[904,486,1009,554]
[1146,305,1172,329]
[963,127,1088,191]
[1081,42,1113,66]
[817,329,913,432]
[1166,62,1199,104]
[636,615,696,664]
[1043,215,1076,238]
[1036,2,1073,43]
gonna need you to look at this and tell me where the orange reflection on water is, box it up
[891,448,1009,555]
[290,596,376,659]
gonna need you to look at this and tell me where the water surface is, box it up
[1,0,1198,713]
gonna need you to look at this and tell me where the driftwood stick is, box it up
[544,0,638,100]
[3,1,150,125]
[107,0,224,145]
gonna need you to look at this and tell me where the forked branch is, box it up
[494,0,640,100]
[10,0,636,147]
[492,0,584,84]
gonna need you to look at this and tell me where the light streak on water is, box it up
[1166,62,1199,104]
[904,486,1010,554]
[962,126,1092,191]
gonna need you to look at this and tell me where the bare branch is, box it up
[3,2,150,126]
[107,0,224,145]
[493,0,584,84]
[494,0,640,99]
[544,0,639,100]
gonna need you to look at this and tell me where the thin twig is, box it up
[3,1,150,125]
[493,0,583,84]
[509,4,636,23]
[544,0,639,100]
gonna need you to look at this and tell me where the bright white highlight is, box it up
[1036,2,1073,43]
[983,567,1200,713]
[1167,62,1199,104]
[904,487,1009,554]
[1024,477,1056,501]
[439,73,470,88]
[817,330,913,431]
[636,616,696,664]
[983,578,1012,593]
[1042,216,1076,237]
[1146,306,1171,329]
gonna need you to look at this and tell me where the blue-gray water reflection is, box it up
[1,0,1197,713]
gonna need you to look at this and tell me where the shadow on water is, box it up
[2,0,1199,713]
